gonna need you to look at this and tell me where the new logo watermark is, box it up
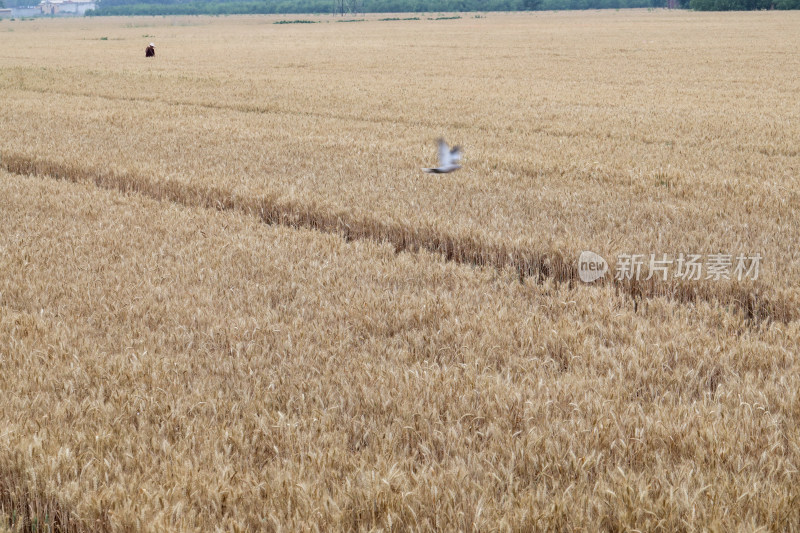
[578,252,761,283]
[578,251,608,283]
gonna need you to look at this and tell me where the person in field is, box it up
[145,43,155,58]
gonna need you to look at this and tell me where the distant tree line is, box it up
[83,0,799,15]
[87,0,675,15]
[690,0,799,8]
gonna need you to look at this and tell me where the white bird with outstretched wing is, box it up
[422,138,462,173]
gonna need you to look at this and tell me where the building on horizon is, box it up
[38,0,96,15]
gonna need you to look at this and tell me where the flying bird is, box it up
[422,138,462,173]
[145,43,155,58]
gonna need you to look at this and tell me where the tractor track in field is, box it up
[1,152,794,327]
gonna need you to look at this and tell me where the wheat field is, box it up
[0,10,799,531]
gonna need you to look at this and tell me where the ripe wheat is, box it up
[0,11,798,531]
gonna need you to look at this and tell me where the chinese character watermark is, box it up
[578,251,762,283]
